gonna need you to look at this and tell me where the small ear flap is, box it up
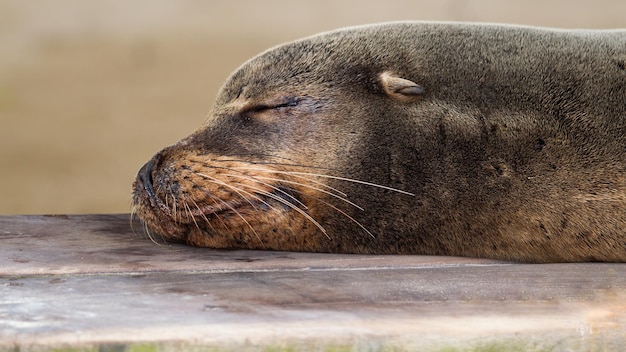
[380,71,424,102]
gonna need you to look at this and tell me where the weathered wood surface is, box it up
[1,214,625,351]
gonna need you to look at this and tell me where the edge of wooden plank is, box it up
[0,214,505,276]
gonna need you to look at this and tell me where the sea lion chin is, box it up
[132,22,626,263]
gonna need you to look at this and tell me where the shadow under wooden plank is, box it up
[1,214,625,351]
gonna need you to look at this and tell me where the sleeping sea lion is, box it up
[132,22,626,263]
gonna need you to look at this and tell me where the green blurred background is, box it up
[1,0,625,214]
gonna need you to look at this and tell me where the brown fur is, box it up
[132,22,626,263]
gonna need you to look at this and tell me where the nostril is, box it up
[138,159,157,200]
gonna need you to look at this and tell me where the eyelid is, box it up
[246,97,300,113]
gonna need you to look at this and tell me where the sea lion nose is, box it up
[138,158,158,201]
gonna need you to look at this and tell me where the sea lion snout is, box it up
[136,159,156,202]
[134,148,180,208]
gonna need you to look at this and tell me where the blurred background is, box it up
[1,0,625,215]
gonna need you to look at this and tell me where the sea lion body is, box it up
[132,22,626,262]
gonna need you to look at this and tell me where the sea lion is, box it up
[132,22,626,263]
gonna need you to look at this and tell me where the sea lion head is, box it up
[131,24,426,253]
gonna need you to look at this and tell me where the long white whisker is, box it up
[263,182,373,239]
[189,197,213,230]
[285,173,348,197]
[169,189,179,223]
[252,175,364,211]
[245,168,349,197]
[143,220,162,246]
[182,195,201,232]
[207,164,349,197]
[228,181,279,211]
[131,202,164,246]
[284,171,415,196]
[319,199,374,239]
[220,172,308,210]
[129,205,138,236]
[224,179,335,239]
[212,158,336,172]
[164,193,172,224]
[194,188,233,231]
[195,186,264,245]
[193,174,282,234]
[240,183,329,239]
[195,172,265,211]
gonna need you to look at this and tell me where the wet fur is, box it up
[133,22,626,263]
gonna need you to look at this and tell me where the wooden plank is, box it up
[1,214,626,351]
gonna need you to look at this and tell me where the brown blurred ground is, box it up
[1,0,625,214]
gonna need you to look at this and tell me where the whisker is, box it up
[189,196,238,240]
[252,175,364,211]
[193,174,283,237]
[129,204,138,236]
[252,169,416,196]
[208,158,415,199]
[225,182,278,211]
[195,172,264,211]
[219,172,308,210]
[194,185,264,246]
[263,182,374,239]
[283,173,348,197]
[130,202,164,245]
[217,199,263,246]
[173,159,401,241]
[226,179,319,235]
[240,183,329,239]
[214,160,413,196]
[143,220,163,246]
[194,187,233,231]
[166,190,176,223]
[189,197,213,228]
[221,165,377,239]
[229,167,349,197]
[182,195,201,233]
[211,157,339,172]
[317,198,374,239]
[155,182,163,199]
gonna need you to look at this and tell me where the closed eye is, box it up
[246,97,300,113]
